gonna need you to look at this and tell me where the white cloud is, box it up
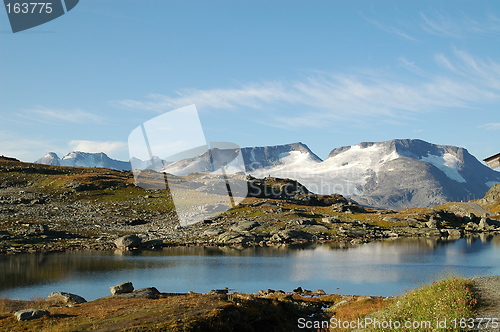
[115,51,500,129]
[68,140,127,157]
[116,82,293,112]
[25,106,104,124]
[479,123,500,131]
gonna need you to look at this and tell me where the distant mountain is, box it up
[161,142,320,175]
[35,152,131,170]
[35,139,500,209]
[249,139,500,209]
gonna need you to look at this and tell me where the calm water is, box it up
[1,234,499,301]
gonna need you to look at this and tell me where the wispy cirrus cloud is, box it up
[23,106,105,124]
[363,16,416,41]
[420,12,500,38]
[116,82,294,112]
[115,51,500,129]
[479,123,500,131]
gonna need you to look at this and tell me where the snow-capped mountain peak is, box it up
[35,151,131,170]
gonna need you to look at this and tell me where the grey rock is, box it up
[208,288,229,295]
[442,229,463,238]
[270,229,313,243]
[203,229,226,237]
[15,308,49,321]
[383,217,402,223]
[47,291,87,304]
[110,281,134,295]
[301,225,328,233]
[116,287,160,299]
[425,218,439,229]
[231,220,260,232]
[114,235,142,249]
[322,217,341,224]
[296,219,317,226]
[25,224,49,236]
[216,231,259,244]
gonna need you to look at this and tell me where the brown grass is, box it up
[0,293,304,332]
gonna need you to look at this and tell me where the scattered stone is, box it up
[292,286,303,294]
[259,289,275,296]
[15,308,49,321]
[231,221,260,232]
[322,217,341,224]
[203,229,226,237]
[331,299,350,307]
[270,229,313,243]
[25,224,49,236]
[442,229,463,238]
[208,288,229,295]
[125,218,148,226]
[110,281,134,295]
[296,219,317,226]
[47,291,87,304]
[114,235,142,249]
[216,231,258,244]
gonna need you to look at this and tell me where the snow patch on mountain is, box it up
[250,142,400,196]
[420,152,466,183]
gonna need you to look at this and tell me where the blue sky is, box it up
[1,0,500,162]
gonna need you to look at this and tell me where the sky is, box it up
[1,0,500,163]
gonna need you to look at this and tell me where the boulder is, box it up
[110,281,134,295]
[15,308,49,321]
[47,292,87,304]
[425,217,440,229]
[114,235,142,249]
[442,229,463,238]
[116,287,160,299]
[312,289,326,296]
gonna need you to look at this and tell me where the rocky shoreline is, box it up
[1,157,499,255]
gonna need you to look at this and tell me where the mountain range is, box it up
[35,139,500,209]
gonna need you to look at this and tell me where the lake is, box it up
[1,234,499,301]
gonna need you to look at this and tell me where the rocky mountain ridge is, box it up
[34,139,500,209]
